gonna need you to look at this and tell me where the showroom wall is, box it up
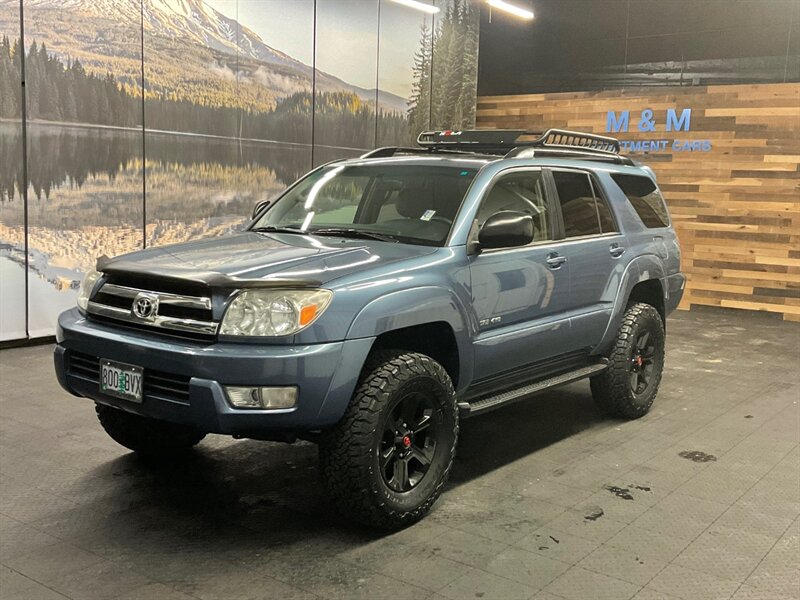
[477,0,800,321]
[0,0,480,342]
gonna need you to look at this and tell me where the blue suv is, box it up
[54,129,685,528]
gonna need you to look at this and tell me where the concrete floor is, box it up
[0,309,798,600]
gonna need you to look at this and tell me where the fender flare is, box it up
[346,286,474,390]
[596,254,667,354]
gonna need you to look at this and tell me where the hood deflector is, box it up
[96,255,322,290]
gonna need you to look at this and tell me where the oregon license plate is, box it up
[100,360,143,403]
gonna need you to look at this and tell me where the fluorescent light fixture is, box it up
[487,0,534,20]
[391,0,440,14]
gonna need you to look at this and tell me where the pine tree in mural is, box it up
[408,23,433,136]
[0,36,21,119]
[407,0,479,135]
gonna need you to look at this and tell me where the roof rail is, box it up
[360,147,427,159]
[359,146,483,159]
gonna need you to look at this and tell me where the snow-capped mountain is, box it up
[142,0,306,70]
[16,0,407,111]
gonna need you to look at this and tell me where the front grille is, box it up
[68,351,191,404]
[70,351,100,380]
[86,278,217,338]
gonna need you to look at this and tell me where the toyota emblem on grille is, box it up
[132,293,159,320]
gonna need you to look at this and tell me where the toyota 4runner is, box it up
[54,129,685,529]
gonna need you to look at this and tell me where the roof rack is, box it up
[360,128,632,165]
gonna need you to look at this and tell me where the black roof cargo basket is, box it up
[361,128,632,164]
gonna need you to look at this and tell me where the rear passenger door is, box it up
[549,169,626,348]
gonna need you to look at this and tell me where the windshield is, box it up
[251,163,478,246]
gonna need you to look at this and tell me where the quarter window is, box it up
[552,171,617,237]
[611,173,670,228]
[476,171,550,243]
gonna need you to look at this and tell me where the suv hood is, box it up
[99,232,437,288]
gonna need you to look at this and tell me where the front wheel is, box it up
[319,351,458,529]
[591,303,665,419]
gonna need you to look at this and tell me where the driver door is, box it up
[469,168,572,381]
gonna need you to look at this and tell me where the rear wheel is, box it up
[95,404,205,455]
[591,303,665,419]
[319,350,458,529]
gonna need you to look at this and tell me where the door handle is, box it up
[609,244,626,258]
[546,253,567,269]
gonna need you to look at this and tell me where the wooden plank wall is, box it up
[476,83,800,321]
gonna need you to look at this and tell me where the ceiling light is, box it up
[487,0,534,20]
[391,0,440,14]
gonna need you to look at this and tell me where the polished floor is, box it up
[1,309,798,600]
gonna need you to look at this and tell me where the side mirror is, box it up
[476,210,534,252]
[252,199,272,220]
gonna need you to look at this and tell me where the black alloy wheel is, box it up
[630,330,657,395]
[380,391,439,493]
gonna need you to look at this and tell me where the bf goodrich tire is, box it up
[319,350,459,529]
[590,303,665,420]
[95,404,206,455]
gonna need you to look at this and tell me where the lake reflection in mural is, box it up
[0,122,311,335]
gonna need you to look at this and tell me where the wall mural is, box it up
[0,0,480,341]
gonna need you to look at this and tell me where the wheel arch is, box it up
[346,286,473,391]
[595,255,667,354]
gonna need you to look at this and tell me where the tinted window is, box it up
[595,191,617,233]
[553,171,601,237]
[611,174,670,228]
[476,170,550,243]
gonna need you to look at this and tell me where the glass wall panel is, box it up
[143,0,248,247]
[313,0,379,164]
[23,0,144,337]
[236,0,314,208]
[0,0,26,340]
[377,0,434,146]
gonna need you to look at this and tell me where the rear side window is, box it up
[611,174,670,228]
[552,171,617,237]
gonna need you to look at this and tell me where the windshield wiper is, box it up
[250,226,307,235]
[310,228,399,243]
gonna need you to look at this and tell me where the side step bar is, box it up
[458,360,608,418]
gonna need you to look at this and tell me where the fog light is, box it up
[225,386,298,410]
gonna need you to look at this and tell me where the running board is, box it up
[458,360,608,418]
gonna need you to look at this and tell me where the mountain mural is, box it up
[0,0,481,340]
[5,0,407,114]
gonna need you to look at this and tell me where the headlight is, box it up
[220,289,333,337]
[77,269,102,312]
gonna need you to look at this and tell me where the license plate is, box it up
[100,360,143,403]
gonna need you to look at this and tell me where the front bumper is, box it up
[54,308,374,436]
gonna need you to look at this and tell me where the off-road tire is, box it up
[590,302,665,419]
[95,404,205,455]
[319,350,459,530]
